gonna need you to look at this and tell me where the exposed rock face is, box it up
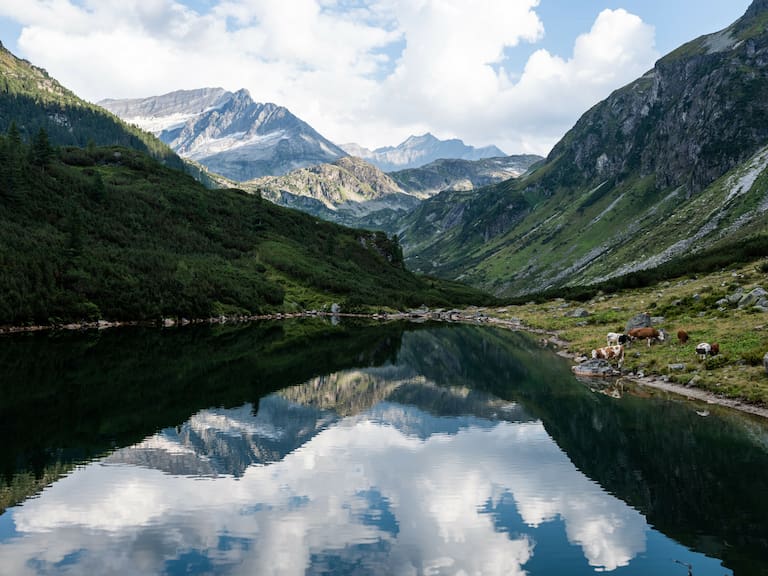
[99,88,346,181]
[547,4,768,196]
[245,156,420,216]
[342,133,507,171]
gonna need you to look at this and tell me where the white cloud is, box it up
[1,1,657,155]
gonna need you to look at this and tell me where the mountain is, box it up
[99,88,347,181]
[243,155,421,218]
[401,0,768,297]
[240,155,422,230]
[342,133,507,171]
[388,154,543,197]
[0,139,493,325]
[0,41,207,180]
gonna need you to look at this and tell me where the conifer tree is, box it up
[30,127,54,167]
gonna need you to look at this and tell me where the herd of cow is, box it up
[591,327,720,368]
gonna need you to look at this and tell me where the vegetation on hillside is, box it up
[0,41,220,187]
[0,132,492,326]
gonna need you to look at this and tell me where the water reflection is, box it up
[1,322,765,575]
[4,402,648,574]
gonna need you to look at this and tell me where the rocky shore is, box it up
[2,304,766,420]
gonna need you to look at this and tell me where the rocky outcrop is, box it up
[717,285,768,311]
[245,156,419,215]
[546,2,768,197]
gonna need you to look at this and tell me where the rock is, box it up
[625,313,651,332]
[331,302,341,314]
[754,305,768,313]
[764,352,768,375]
[716,298,730,307]
[738,286,767,308]
[571,359,619,378]
[727,288,744,305]
[651,316,665,325]
[566,308,590,318]
[668,363,687,372]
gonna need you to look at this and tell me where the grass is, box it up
[484,262,768,407]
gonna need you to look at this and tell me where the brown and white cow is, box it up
[591,344,625,367]
[628,327,666,347]
[696,342,720,360]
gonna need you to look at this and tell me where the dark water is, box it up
[1,320,767,575]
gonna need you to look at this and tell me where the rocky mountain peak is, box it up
[100,88,347,180]
[744,0,768,20]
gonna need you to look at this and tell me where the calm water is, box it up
[1,320,767,575]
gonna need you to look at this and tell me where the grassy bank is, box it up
[485,262,768,407]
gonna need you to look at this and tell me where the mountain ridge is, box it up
[99,88,347,181]
[341,133,507,171]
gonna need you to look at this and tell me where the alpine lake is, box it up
[1,319,767,576]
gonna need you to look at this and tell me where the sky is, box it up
[0,0,754,155]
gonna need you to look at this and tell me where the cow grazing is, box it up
[695,342,719,360]
[628,327,666,347]
[695,342,711,359]
[677,329,689,345]
[591,344,625,367]
[606,332,629,346]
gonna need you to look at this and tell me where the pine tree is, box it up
[30,127,54,168]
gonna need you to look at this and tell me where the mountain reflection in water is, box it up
[1,321,766,575]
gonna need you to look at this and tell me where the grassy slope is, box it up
[404,139,768,297]
[485,261,768,406]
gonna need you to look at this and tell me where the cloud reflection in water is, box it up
[0,388,651,575]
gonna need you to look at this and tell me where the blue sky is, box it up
[0,0,753,154]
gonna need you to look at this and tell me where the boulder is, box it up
[726,288,744,305]
[566,308,590,318]
[738,286,767,308]
[625,312,651,332]
[572,359,619,378]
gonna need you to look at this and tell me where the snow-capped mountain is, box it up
[99,88,347,181]
[341,133,507,171]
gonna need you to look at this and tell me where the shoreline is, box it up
[483,316,768,420]
[3,308,767,420]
